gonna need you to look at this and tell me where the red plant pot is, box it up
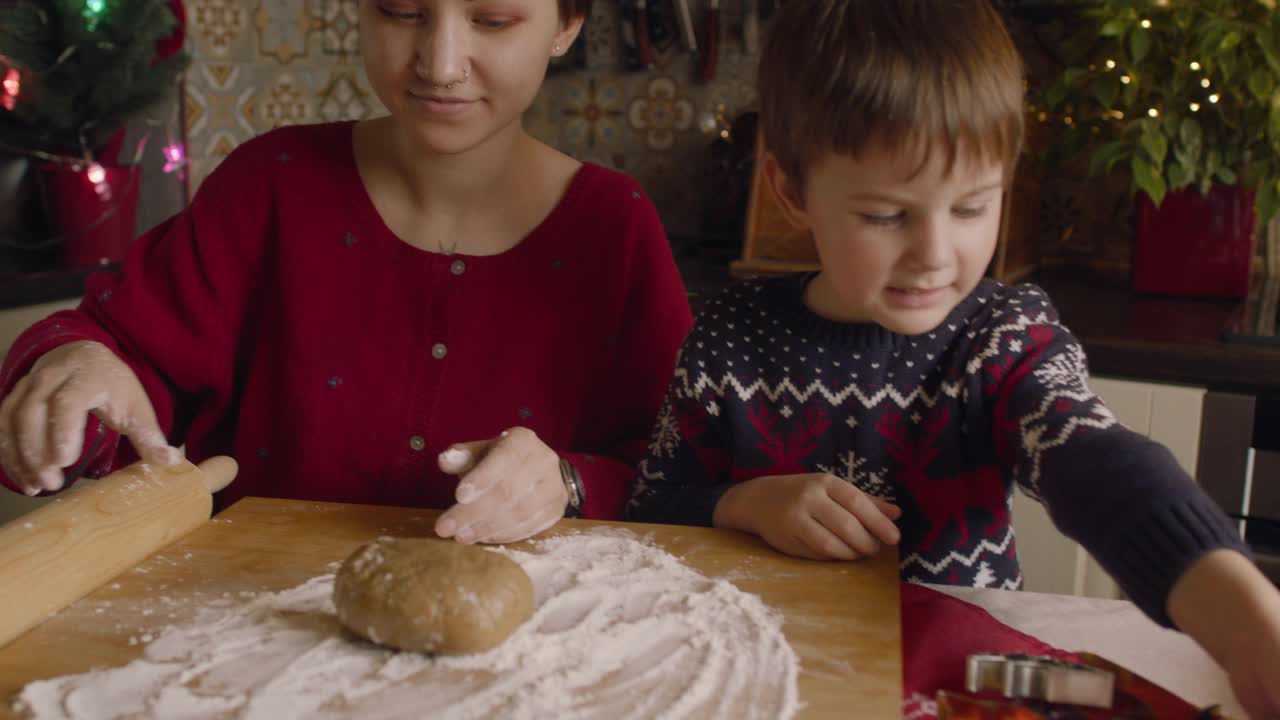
[38,162,140,268]
[1132,185,1256,298]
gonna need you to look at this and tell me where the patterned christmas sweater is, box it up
[628,274,1247,626]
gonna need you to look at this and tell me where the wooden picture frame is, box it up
[733,128,1041,284]
[730,131,821,278]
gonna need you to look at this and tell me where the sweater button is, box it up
[431,343,448,359]
[409,435,426,451]
[450,259,466,275]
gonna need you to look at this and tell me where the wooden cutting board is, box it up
[0,497,902,718]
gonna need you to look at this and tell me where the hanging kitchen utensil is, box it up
[742,0,759,54]
[619,0,644,70]
[697,0,720,82]
[673,0,698,53]
[635,0,655,67]
[646,0,677,53]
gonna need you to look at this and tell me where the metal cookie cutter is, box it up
[965,653,1116,709]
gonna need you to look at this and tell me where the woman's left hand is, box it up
[433,426,569,545]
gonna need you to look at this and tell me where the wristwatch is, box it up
[559,457,584,518]
[965,653,1115,709]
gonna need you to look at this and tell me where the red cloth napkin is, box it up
[901,582,1079,719]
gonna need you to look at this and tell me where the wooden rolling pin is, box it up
[0,456,237,648]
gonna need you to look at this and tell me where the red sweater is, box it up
[0,122,693,519]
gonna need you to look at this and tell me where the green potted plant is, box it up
[0,0,187,268]
[1037,0,1280,297]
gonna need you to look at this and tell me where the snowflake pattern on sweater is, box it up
[629,275,1247,622]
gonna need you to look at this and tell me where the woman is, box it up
[0,0,692,545]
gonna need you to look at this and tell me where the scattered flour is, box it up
[16,529,800,720]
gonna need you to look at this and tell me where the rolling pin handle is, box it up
[196,456,238,494]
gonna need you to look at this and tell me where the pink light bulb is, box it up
[86,162,106,185]
[162,143,187,174]
[163,143,185,163]
[1,68,18,109]
[1,68,17,97]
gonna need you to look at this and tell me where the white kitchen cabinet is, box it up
[1014,376,1206,599]
[0,299,80,526]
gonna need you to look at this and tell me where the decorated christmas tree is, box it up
[0,0,188,163]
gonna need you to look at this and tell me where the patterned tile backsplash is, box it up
[183,0,762,238]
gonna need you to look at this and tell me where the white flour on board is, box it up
[16,529,800,720]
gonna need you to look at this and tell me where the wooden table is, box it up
[0,497,902,719]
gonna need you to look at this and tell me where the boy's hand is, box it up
[712,473,902,560]
[1223,623,1280,720]
[0,341,181,496]
[1168,549,1280,719]
[433,426,568,545]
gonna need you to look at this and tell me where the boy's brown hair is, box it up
[758,0,1025,198]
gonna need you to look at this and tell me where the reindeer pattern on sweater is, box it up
[631,274,1249,624]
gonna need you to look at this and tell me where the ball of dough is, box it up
[332,537,534,654]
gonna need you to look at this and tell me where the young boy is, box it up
[628,1,1280,716]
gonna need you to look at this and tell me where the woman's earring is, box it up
[553,43,561,55]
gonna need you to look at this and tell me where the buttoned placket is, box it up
[405,255,467,461]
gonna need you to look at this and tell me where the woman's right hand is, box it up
[0,340,181,495]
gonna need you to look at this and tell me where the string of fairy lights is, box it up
[83,0,107,29]
[0,0,188,206]
[1038,13,1222,130]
